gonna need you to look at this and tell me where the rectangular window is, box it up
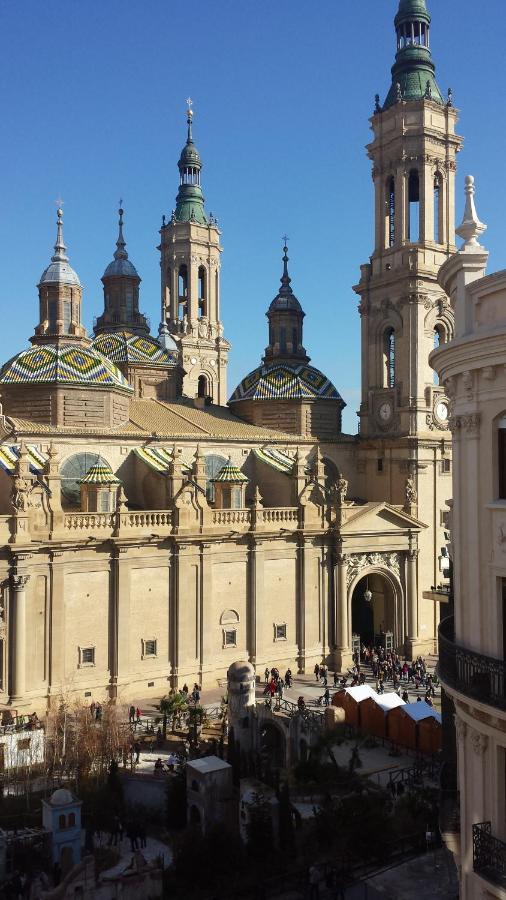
[499,430,506,499]
[63,300,71,333]
[442,458,451,474]
[99,492,111,513]
[223,629,236,648]
[79,647,95,667]
[17,738,30,751]
[48,299,57,332]
[142,639,157,658]
[275,624,287,641]
[377,458,384,473]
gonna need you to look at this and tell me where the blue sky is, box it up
[1,1,505,432]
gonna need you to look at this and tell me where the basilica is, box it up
[0,0,455,709]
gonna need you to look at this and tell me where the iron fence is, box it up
[473,821,506,888]
[438,617,505,711]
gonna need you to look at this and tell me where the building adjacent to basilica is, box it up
[432,178,506,899]
[0,0,454,712]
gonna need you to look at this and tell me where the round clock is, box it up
[378,401,393,423]
[190,356,197,365]
[434,398,449,428]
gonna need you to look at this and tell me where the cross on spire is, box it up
[54,195,64,211]
[282,234,289,248]
[118,196,123,210]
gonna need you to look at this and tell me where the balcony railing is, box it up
[473,822,506,888]
[438,616,506,711]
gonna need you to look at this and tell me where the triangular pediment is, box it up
[341,502,426,535]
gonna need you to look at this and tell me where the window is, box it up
[79,646,95,667]
[198,267,207,318]
[178,265,188,319]
[442,458,451,474]
[61,453,109,507]
[386,176,395,247]
[198,374,209,399]
[98,491,111,513]
[274,624,287,641]
[223,629,237,648]
[17,738,31,751]
[377,458,384,473]
[205,454,228,503]
[231,487,242,509]
[280,327,286,353]
[408,169,420,242]
[59,815,67,830]
[434,175,442,243]
[63,300,71,333]
[125,286,134,318]
[499,426,506,499]
[292,327,298,351]
[220,609,239,626]
[69,813,76,827]
[48,299,57,332]
[142,639,157,658]
[384,328,395,388]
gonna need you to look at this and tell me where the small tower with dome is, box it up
[42,787,82,871]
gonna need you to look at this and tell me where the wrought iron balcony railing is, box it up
[473,822,506,888]
[438,617,506,711]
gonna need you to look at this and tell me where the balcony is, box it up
[473,822,506,889]
[438,616,506,711]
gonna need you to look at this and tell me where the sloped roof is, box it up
[79,463,121,484]
[212,459,248,483]
[128,400,299,440]
[400,701,441,723]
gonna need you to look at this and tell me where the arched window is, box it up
[58,814,66,830]
[60,453,109,508]
[292,327,298,351]
[220,609,240,625]
[48,299,57,332]
[434,175,442,243]
[197,374,209,399]
[408,169,420,242]
[178,265,188,320]
[384,328,395,388]
[280,327,286,353]
[205,454,228,503]
[386,176,395,247]
[68,812,76,827]
[433,325,444,384]
[322,457,340,493]
[198,267,207,318]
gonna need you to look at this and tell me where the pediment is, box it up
[341,502,426,535]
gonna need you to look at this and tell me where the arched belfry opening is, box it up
[408,169,420,242]
[197,374,209,399]
[351,573,397,649]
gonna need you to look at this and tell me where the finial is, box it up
[51,203,68,263]
[396,82,403,102]
[186,96,193,141]
[162,214,166,227]
[447,87,453,107]
[280,236,292,294]
[114,204,128,261]
[424,80,432,100]
[374,94,381,114]
[455,175,487,250]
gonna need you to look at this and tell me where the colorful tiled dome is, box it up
[0,343,132,391]
[229,363,344,404]
[92,331,178,367]
[79,462,121,484]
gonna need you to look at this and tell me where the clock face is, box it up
[378,401,393,422]
[434,398,449,427]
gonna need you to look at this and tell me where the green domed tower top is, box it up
[383,0,444,109]
[174,100,208,225]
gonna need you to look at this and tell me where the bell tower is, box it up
[355,0,462,438]
[158,101,229,405]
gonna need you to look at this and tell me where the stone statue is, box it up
[405,476,417,506]
[207,322,213,340]
[336,477,348,505]
[198,319,207,339]
[182,314,188,335]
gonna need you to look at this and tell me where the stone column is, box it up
[334,553,352,672]
[247,538,264,670]
[200,542,213,682]
[406,548,419,648]
[10,573,30,701]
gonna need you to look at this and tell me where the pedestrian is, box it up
[95,703,102,721]
[126,820,138,851]
[128,705,135,723]
[138,820,147,849]
[133,741,141,763]
[308,864,320,899]
[285,668,292,687]
[323,688,330,706]
[277,680,284,699]
[314,663,320,681]
[136,706,141,722]
[90,701,96,719]
[333,671,339,687]
[264,668,269,683]
[182,683,189,695]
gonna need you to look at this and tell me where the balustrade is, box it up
[473,822,506,888]
[438,617,506,711]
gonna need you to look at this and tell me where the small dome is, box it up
[0,343,132,391]
[50,788,74,805]
[229,362,344,404]
[228,660,255,681]
[103,257,139,279]
[39,259,81,287]
[179,140,202,169]
[269,293,303,313]
[92,331,178,367]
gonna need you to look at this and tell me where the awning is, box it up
[133,446,192,475]
[253,447,295,474]
[0,444,47,474]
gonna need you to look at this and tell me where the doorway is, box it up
[351,573,396,648]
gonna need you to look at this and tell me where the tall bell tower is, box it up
[355,0,462,439]
[158,101,229,405]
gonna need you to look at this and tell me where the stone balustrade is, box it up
[64,512,115,532]
[211,509,252,527]
[258,507,299,528]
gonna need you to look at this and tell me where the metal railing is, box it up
[438,616,506,711]
[473,821,506,888]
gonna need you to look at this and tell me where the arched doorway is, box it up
[260,722,285,769]
[351,572,397,649]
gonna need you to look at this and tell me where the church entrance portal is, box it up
[351,573,396,649]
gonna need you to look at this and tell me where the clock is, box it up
[433,397,449,428]
[378,400,393,423]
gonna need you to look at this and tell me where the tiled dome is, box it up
[229,362,344,404]
[0,342,132,391]
[92,331,178,367]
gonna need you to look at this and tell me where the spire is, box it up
[52,207,68,263]
[174,99,208,225]
[383,0,444,109]
[279,239,293,296]
[264,240,309,364]
[114,206,128,261]
[456,176,487,250]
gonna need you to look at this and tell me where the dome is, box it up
[229,362,344,404]
[179,140,202,169]
[0,342,132,391]
[396,0,430,24]
[103,257,139,279]
[39,259,81,287]
[269,293,303,313]
[228,660,255,681]
[50,788,74,805]
[92,331,178,367]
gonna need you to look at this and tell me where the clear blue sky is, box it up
[1,1,504,432]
